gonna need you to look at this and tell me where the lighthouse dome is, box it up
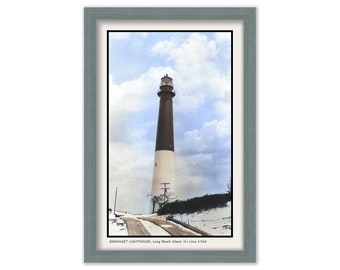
[158,74,175,96]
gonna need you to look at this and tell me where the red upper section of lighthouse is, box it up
[155,75,175,152]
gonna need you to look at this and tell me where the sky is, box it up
[108,31,232,214]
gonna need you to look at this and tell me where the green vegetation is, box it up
[157,193,231,215]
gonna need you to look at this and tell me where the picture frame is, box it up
[84,7,256,263]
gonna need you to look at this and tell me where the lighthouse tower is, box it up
[151,75,176,213]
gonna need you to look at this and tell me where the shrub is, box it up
[157,193,231,215]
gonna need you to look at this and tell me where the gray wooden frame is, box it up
[84,7,256,263]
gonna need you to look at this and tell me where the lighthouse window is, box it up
[155,163,157,167]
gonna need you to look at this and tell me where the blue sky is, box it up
[108,32,231,214]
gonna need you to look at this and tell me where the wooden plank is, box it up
[122,217,150,236]
[139,217,198,236]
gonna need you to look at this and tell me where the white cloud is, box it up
[215,100,231,120]
[170,33,218,72]
[109,67,175,111]
[178,119,230,155]
[109,32,149,45]
[138,32,149,38]
[109,32,130,40]
[151,40,175,55]
[215,32,231,46]
[109,141,154,214]
[174,117,231,200]
[151,33,231,114]
[175,151,229,200]
[175,154,205,199]
[109,66,175,142]
[202,120,229,139]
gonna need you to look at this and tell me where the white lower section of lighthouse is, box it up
[151,150,175,212]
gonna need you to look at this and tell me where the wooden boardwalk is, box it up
[122,217,150,236]
[121,215,209,236]
[138,217,200,236]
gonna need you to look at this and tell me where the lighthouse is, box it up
[151,75,176,213]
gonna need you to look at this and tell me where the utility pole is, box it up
[160,182,170,196]
[113,187,118,216]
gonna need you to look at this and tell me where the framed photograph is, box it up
[84,7,256,263]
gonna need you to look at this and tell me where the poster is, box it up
[95,19,244,251]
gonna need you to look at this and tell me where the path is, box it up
[121,215,210,236]
[139,216,200,236]
[122,217,151,236]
